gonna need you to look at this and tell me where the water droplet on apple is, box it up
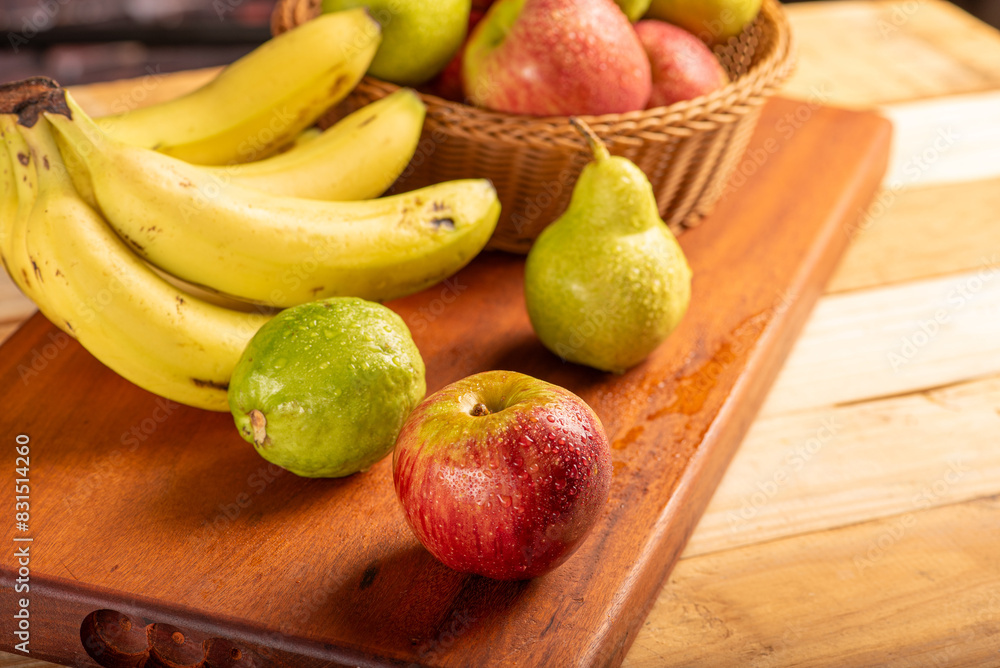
[554,479,565,491]
[546,415,556,423]
[557,437,566,446]
[497,494,511,507]
[528,462,539,473]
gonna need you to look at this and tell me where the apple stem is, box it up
[471,403,491,417]
[569,117,610,163]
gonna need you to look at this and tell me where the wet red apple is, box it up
[462,0,652,115]
[636,19,730,108]
[392,370,612,580]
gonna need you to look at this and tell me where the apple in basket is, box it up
[462,0,652,115]
[635,19,730,108]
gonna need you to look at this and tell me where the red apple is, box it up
[635,19,730,108]
[392,370,612,580]
[462,0,652,116]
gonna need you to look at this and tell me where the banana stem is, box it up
[569,117,611,163]
[0,77,70,127]
[43,92,109,167]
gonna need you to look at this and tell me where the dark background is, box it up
[1,0,999,87]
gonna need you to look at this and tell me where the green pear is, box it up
[644,0,762,43]
[524,119,692,374]
[616,0,652,22]
[322,0,470,86]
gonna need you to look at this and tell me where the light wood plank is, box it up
[686,373,1000,557]
[0,654,58,668]
[784,0,1000,107]
[0,276,34,324]
[880,91,1000,188]
[0,321,22,346]
[829,176,1000,293]
[759,267,1000,416]
[627,495,1000,667]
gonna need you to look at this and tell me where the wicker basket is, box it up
[271,0,796,253]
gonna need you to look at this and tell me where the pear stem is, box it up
[569,117,610,163]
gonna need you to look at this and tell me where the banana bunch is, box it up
[1,113,271,411]
[49,89,499,308]
[0,22,501,411]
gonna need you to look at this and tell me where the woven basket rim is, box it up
[283,0,796,139]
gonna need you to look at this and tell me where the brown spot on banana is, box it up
[192,378,228,391]
[121,234,145,253]
[17,153,28,166]
[330,73,351,95]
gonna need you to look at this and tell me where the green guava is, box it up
[228,297,426,477]
[322,0,470,86]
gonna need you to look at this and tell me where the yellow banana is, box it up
[1,122,19,285]
[290,127,323,148]
[202,87,427,200]
[4,112,271,412]
[58,88,426,207]
[94,9,381,165]
[48,89,500,309]
[0,114,42,306]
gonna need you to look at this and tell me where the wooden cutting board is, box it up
[0,98,891,668]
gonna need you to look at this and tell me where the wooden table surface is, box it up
[3,0,999,665]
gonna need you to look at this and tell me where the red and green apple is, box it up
[461,0,652,115]
[392,370,612,580]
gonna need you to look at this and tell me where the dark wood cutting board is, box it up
[0,98,891,668]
